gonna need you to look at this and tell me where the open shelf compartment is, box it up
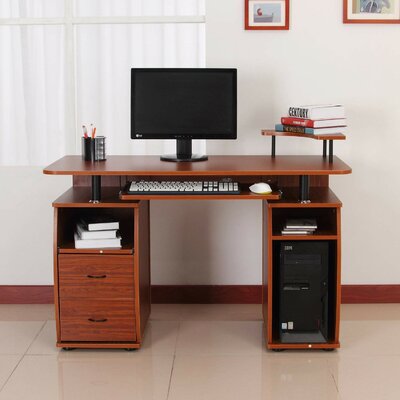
[271,240,338,346]
[271,207,338,238]
[56,207,135,253]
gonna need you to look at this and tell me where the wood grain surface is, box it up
[44,155,352,176]
[60,298,136,342]
[58,254,134,298]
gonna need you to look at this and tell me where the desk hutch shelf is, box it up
[261,130,346,163]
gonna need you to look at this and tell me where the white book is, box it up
[74,232,122,249]
[282,227,316,232]
[285,219,317,229]
[80,217,119,231]
[309,118,347,128]
[281,230,313,235]
[76,223,118,240]
[288,104,345,120]
[309,127,347,135]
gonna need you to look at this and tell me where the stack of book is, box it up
[275,104,346,136]
[74,216,121,249]
[281,218,317,235]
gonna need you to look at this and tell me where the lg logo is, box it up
[284,246,293,251]
[136,133,143,138]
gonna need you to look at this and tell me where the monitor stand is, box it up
[160,139,208,162]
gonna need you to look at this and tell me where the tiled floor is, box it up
[0,304,399,399]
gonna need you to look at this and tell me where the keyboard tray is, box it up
[127,180,241,195]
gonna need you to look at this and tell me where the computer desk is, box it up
[44,155,351,350]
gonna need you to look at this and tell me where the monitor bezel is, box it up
[130,68,237,140]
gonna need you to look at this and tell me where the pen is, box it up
[92,127,96,138]
[82,125,88,138]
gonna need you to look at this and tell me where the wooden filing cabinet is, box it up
[58,254,136,342]
[52,188,150,349]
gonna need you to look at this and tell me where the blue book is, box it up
[275,124,313,134]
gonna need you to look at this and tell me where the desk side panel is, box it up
[262,200,270,344]
[135,201,151,341]
[53,208,61,344]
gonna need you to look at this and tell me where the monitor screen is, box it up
[131,68,237,140]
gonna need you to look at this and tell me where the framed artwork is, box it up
[343,0,400,23]
[244,0,289,30]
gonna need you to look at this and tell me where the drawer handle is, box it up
[88,318,108,323]
[87,274,107,279]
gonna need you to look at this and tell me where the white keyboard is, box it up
[128,180,240,195]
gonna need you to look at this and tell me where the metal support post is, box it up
[271,136,276,157]
[299,175,310,203]
[90,176,101,203]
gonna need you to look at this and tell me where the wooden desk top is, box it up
[43,155,351,176]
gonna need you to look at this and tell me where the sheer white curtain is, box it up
[0,25,66,165]
[0,0,205,165]
[76,23,205,156]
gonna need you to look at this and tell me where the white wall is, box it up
[151,200,262,284]
[0,168,70,284]
[204,0,400,284]
[2,0,400,285]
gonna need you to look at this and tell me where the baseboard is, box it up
[1,285,400,304]
[151,285,262,304]
[152,285,400,304]
[0,286,54,304]
[341,285,400,303]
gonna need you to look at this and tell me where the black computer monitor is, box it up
[131,68,237,162]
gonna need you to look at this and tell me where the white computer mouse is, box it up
[249,182,272,194]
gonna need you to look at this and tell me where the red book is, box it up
[281,117,346,129]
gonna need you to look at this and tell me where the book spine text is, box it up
[276,124,312,134]
[281,117,313,127]
[288,107,310,119]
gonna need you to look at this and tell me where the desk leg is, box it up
[90,176,101,203]
[271,136,276,157]
[323,140,327,158]
[329,140,333,163]
[299,175,310,203]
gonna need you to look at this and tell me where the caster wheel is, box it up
[272,349,285,352]
[323,348,335,352]
[62,347,75,351]
[124,348,137,352]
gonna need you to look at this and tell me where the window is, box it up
[0,0,205,165]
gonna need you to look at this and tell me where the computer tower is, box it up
[278,241,329,343]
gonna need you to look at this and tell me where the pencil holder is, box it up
[82,137,95,161]
[82,137,106,161]
[94,136,106,161]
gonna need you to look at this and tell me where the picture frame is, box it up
[244,0,289,30]
[343,0,400,23]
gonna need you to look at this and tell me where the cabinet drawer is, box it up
[58,254,134,299]
[60,299,136,342]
